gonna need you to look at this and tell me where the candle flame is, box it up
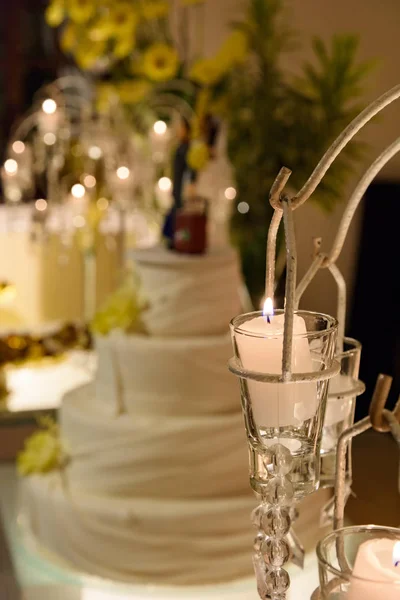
[393,541,400,567]
[263,297,274,323]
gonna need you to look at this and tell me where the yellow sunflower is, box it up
[141,43,179,82]
[67,0,95,24]
[141,1,169,20]
[111,3,138,35]
[45,0,65,27]
[75,38,107,70]
[89,6,138,42]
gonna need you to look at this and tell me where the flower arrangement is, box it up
[17,417,65,476]
[46,0,375,302]
[45,0,249,171]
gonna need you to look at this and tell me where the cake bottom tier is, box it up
[20,472,255,586]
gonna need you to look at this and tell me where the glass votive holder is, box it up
[315,525,400,599]
[320,338,365,488]
[230,310,338,500]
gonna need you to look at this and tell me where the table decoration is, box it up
[229,82,400,598]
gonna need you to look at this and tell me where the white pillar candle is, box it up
[235,305,317,429]
[348,539,400,600]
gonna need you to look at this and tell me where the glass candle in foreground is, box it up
[230,309,338,598]
[316,525,400,599]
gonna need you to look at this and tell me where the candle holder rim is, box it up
[328,377,366,399]
[316,524,400,585]
[230,309,338,340]
[228,356,340,383]
[336,336,362,359]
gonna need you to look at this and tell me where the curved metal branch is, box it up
[323,135,400,266]
[291,84,400,208]
[295,252,325,309]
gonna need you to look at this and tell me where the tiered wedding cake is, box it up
[19,247,256,585]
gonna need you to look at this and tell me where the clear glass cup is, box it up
[320,338,364,488]
[230,310,338,499]
[316,525,400,599]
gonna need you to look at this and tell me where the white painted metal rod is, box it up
[282,199,297,381]
[265,209,283,298]
[328,263,346,354]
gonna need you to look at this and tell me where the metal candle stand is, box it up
[230,83,400,598]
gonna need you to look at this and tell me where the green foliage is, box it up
[226,0,375,303]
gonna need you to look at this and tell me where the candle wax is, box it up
[236,314,317,429]
[324,374,354,427]
[348,538,400,600]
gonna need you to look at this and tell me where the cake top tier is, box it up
[127,246,242,337]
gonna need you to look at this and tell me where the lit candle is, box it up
[37,99,60,135]
[150,120,170,163]
[235,299,317,430]
[348,539,400,599]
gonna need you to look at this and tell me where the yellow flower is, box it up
[17,425,63,476]
[141,0,169,20]
[111,3,138,35]
[91,275,146,335]
[189,58,224,86]
[217,30,248,68]
[89,6,138,42]
[141,43,179,82]
[60,22,78,52]
[113,33,135,59]
[67,0,95,24]
[189,31,248,86]
[187,140,209,171]
[117,79,152,104]
[45,0,65,27]
[75,38,106,70]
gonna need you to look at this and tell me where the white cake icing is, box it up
[20,246,256,585]
[127,247,242,337]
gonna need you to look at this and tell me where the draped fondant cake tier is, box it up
[19,247,255,585]
[127,246,243,337]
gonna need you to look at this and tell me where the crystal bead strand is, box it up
[251,443,294,599]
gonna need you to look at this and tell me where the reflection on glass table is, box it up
[0,464,319,599]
